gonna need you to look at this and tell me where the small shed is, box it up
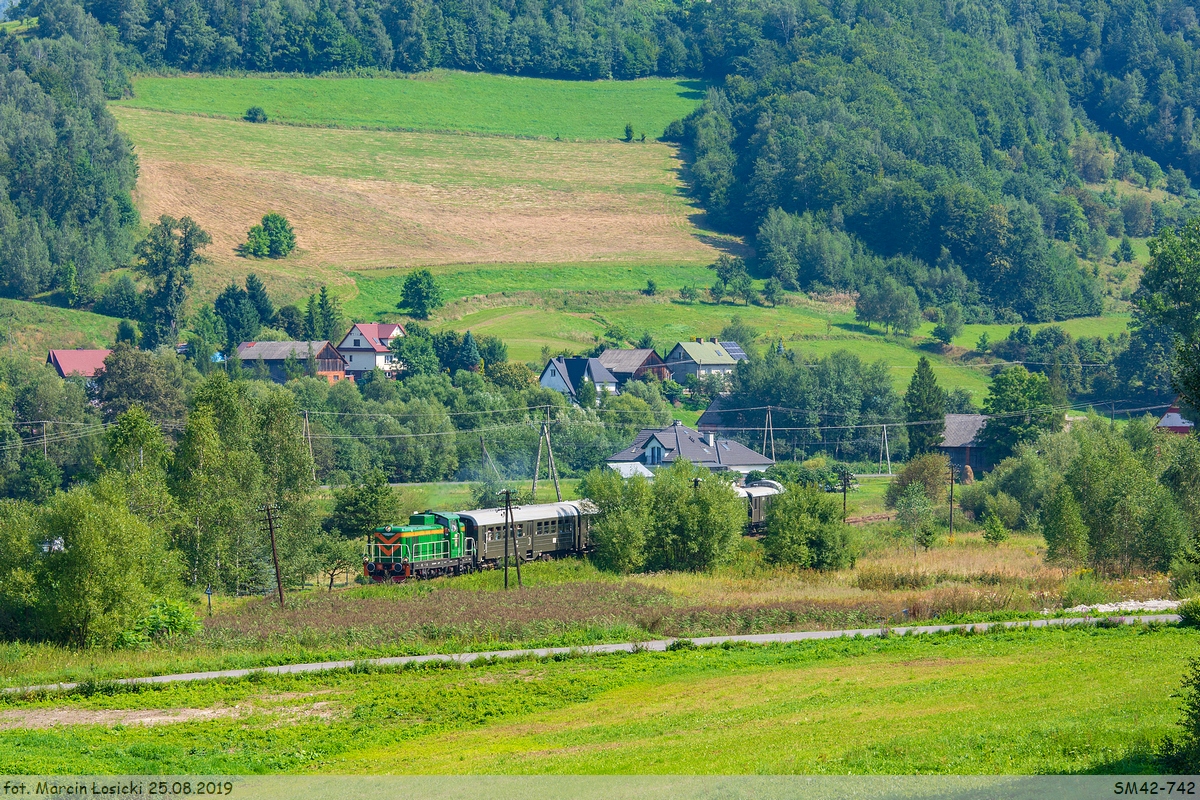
[236,341,347,384]
[596,348,670,385]
[938,413,991,475]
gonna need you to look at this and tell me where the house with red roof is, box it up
[335,323,405,379]
[46,349,111,379]
[1157,402,1196,435]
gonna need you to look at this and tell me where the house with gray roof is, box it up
[607,420,774,475]
[539,357,619,405]
[596,348,670,385]
[938,413,991,476]
[236,340,347,384]
[665,339,740,383]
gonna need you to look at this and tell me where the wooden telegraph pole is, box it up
[260,504,285,608]
[841,468,849,521]
[499,488,521,589]
[948,464,955,539]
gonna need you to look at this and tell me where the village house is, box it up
[596,348,671,386]
[607,419,774,475]
[1157,402,1196,435]
[336,323,405,379]
[539,356,619,405]
[664,339,743,383]
[46,349,111,380]
[236,341,347,384]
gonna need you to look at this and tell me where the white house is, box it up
[539,357,619,405]
[336,323,405,379]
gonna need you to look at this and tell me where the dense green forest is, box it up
[19,0,1200,322]
[0,0,139,304]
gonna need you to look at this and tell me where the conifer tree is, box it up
[460,331,482,371]
[245,274,275,326]
[904,356,947,455]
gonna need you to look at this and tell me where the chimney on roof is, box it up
[672,419,682,426]
[709,337,718,343]
[706,433,714,447]
[694,337,703,343]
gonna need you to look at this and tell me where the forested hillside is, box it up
[0,0,138,303]
[30,0,1200,323]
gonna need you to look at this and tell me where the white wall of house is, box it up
[539,363,574,397]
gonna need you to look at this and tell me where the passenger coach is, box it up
[460,501,593,565]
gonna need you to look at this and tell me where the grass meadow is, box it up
[88,73,1137,398]
[1,624,1193,774]
[116,72,707,140]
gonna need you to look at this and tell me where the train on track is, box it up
[363,480,785,583]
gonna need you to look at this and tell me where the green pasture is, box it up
[115,72,706,140]
[0,297,116,358]
[403,480,582,511]
[0,625,1191,774]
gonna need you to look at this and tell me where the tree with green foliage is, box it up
[316,286,343,341]
[1117,236,1136,263]
[977,366,1062,462]
[932,303,964,345]
[1042,483,1089,566]
[399,269,444,319]
[245,106,268,123]
[904,357,946,455]
[679,285,698,304]
[136,216,210,349]
[762,277,785,307]
[886,452,949,508]
[241,224,270,257]
[327,469,401,539]
[1159,658,1200,772]
[11,451,61,504]
[245,274,275,325]
[624,122,634,142]
[116,319,140,347]
[578,467,651,573]
[708,279,727,305]
[36,477,180,646]
[459,331,482,371]
[391,328,440,376]
[96,275,145,320]
[276,305,304,338]
[763,483,853,570]
[982,512,1009,546]
[214,282,261,353]
[262,213,297,258]
[1137,217,1200,410]
[896,482,937,551]
[576,378,598,408]
[97,344,187,424]
[644,460,744,572]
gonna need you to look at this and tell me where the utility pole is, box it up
[42,422,48,457]
[543,416,562,502]
[841,468,849,521]
[883,425,891,475]
[499,489,521,588]
[762,407,775,461]
[259,504,285,608]
[481,435,503,481]
[304,410,316,482]
[531,417,545,501]
[948,465,955,539]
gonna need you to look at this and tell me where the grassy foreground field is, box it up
[117,73,707,140]
[1,624,1193,774]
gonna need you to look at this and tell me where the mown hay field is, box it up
[115,72,707,140]
[110,106,726,302]
[1,624,1193,774]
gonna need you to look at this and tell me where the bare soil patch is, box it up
[0,706,240,729]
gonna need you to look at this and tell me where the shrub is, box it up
[116,599,201,648]
[984,491,1021,530]
[241,213,296,259]
[244,106,268,123]
[94,274,143,319]
[763,483,853,570]
[896,481,936,551]
[982,513,1009,546]
[1179,597,1200,628]
[885,453,949,507]
[1158,658,1200,772]
[1061,572,1110,608]
[1042,483,1088,565]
